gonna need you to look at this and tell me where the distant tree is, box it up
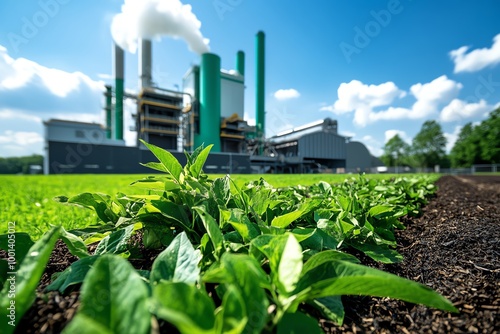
[479,107,500,163]
[449,107,500,167]
[411,120,447,168]
[381,134,410,167]
[0,155,43,174]
[449,123,477,167]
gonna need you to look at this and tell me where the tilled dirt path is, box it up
[8,175,500,333]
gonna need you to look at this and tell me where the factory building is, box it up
[44,31,382,175]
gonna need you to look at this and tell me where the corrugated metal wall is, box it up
[298,132,346,159]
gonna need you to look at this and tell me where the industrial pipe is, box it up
[104,85,112,139]
[113,43,124,140]
[236,50,245,77]
[139,39,153,89]
[256,31,265,142]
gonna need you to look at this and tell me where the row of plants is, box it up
[0,141,456,334]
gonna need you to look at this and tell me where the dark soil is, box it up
[7,175,500,333]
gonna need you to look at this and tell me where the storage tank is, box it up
[196,53,221,152]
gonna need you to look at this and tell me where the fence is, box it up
[365,164,499,175]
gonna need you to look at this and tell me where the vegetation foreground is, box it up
[0,142,457,333]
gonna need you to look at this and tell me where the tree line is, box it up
[0,155,44,174]
[381,107,500,169]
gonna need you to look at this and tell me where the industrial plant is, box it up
[44,31,382,175]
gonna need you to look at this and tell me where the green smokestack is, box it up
[236,50,245,76]
[113,43,124,141]
[196,53,221,152]
[256,31,265,141]
[105,85,112,139]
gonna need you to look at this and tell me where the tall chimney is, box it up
[236,50,245,77]
[256,31,265,142]
[139,39,152,89]
[113,43,124,140]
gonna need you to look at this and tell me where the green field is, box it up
[0,173,408,239]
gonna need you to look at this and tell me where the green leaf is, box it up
[194,206,224,258]
[203,253,270,334]
[142,222,175,249]
[0,260,7,290]
[150,232,202,285]
[222,208,260,243]
[63,255,150,334]
[276,234,303,295]
[336,195,350,211]
[251,234,303,296]
[211,176,231,207]
[368,205,394,218]
[271,209,304,228]
[0,232,34,269]
[246,185,272,216]
[308,296,345,325]
[271,200,320,228]
[151,281,216,334]
[94,225,134,255]
[140,161,169,173]
[295,259,458,313]
[349,242,403,264]
[215,284,247,334]
[45,256,100,293]
[140,139,183,182]
[62,314,114,334]
[189,144,213,178]
[60,227,90,258]
[301,250,360,276]
[0,226,61,333]
[291,227,316,243]
[66,192,118,224]
[299,228,340,252]
[146,200,191,230]
[130,177,180,192]
[276,312,322,334]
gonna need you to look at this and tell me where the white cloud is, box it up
[0,45,108,157]
[321,80,404,113]
[52,113,102,124]
[274,88,300,100]
[360,135,383,157]
[0,109,41,123]
[0,46,104,97]
[0,130,44,157]
[243,112,255,126]
[321,76,462,127]
[440,99,492,122]
[0,130,43,146]
[384,129,411,144]
[450,34,500,73]
[444,125,462,153]
[340,130,356,138]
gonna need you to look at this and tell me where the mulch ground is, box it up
[325,175,500,334]
[7,175,500,333]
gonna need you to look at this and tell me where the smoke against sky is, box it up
[111,0,210,54]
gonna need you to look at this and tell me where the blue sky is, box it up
[0,0,499,158]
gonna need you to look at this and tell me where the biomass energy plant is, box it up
[44,31,381,175]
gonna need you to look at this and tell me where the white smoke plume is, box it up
[111,0,210,54]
